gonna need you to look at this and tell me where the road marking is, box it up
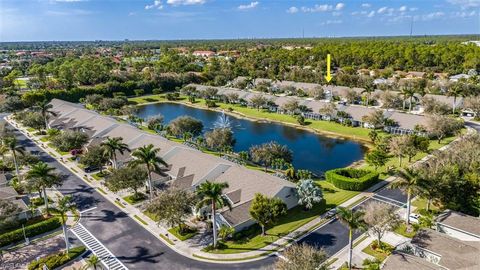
[71,223,128,270]
[80,207,97,214]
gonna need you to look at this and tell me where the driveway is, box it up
[299,186,407,256]
[5,119,275,270]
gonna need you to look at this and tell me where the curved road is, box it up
[3,117,275,270]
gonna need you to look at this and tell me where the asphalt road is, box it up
[298,186,407,256]
[4,118,275,270]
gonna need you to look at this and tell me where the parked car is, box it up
[409,213,420,224]
[84,166,100,173]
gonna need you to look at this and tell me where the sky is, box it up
[0,0,479,41]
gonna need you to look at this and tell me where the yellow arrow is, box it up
[325,54,332,83]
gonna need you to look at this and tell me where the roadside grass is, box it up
[40,137,49,142]
[159,234,175,245]
[97,188,108,195]
[114,200,126,209]
[47,143,69,156]
[394,223,417,238]
[92,171,109,181]
[205,181,358,254]
[412,198,441,214]
[168,226,198,241]
[134,215,148,225]
[143,210,158,222]
[361,241,394,262]
[123,193,147,205]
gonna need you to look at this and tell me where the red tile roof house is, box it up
[192,50,216,57]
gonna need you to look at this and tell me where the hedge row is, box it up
[28,246,86,270]
[0,217,61,247]
[325,168,379,191]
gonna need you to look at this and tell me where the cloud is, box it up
[287,6,299,13]
[295,2,344,13]
[421,11,445,20]
[410,7,418,11]
[451,10,477,17]
[361,3,371,8]
[332,11,342,16]
[238,1,259,10]
[52,0,87,2]
[399,6,407,12]
[335,3,345,11]
[166,0,206,5]
[377,7,388,14]
[145,0,163,10]
[320,19,342,26]
[447,0,480,9]
[46,8,92,16]
[367,11,375,17]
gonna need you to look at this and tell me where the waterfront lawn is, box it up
[205,181,358,254]
[129,94,165,104]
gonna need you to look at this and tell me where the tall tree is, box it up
[100,137,130,169]
[361,83,375,107]
[55,195,76,254]
[362,201,400,248]
[34,100,57,129]
[336,206,365,270]
[249,193,287,235]
[274,243,328,270]
[105,166,147,200]
[130,144,168,200]
[196,181,231,248]
[146,188,196,233]
[392,168,422,225]
[249,141,293,171]
[447,82,465,114]
[3,136,25,179]
[26,162,62,215]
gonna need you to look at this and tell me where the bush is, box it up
[0,217,61,247]
[325,168,379,191]
[28,246,86,270]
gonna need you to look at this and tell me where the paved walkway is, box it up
[1,235,65,270]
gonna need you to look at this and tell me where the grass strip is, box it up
[353,234,369,248]
[134,215,148,226]
[192,251,271,262]
[97,188,107,195]
[159,234,175,245]
[114,201,126,209]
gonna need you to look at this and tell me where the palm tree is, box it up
[83,255,101,270]
[400,85,417,112]
[129,144,168,200]
[336,206,365,270]
[100,137,130,169]
[55,195,75,254]
[26,162,62,215]
[34,100,57,130]
[196,181,232,249]
[361,83,375,107]
[3,136,25,179]
[447,82,465,114]
[392,168,422,225]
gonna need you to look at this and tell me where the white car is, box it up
[409,214,421,224]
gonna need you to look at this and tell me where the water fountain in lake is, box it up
[213,111,233,129]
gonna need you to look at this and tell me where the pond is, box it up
[136,103,367,175]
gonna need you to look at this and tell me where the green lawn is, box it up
[412,198,441,214]
[362,241,394,262]
[205,181,358,254]
[123,193,147,205]
[394,223,417,238]
[47,143,69,156]
[92,171,109,180]
[168,226,198,241]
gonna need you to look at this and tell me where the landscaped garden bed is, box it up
[325,168,379,191]
[123,193,147,205]
[361,241,394,262]
[27,245,86,270]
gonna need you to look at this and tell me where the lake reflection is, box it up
[136,103,367,175]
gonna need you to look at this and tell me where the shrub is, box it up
[325,168,379,191]
[28,246,86,270]
[0,218,61,247]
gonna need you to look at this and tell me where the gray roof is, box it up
[412,229,480,270]
[382,252,443,270]
[221,200,252,226]
[436,210,480,237]
[48,99,297,227]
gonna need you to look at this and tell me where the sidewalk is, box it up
[7,116,474,263]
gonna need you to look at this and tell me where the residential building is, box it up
[48,99,298,232]
[436,210,480,241]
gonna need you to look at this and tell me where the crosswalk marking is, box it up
[70,223,128,270]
